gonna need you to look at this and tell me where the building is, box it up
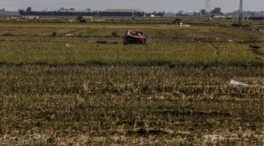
[19,8,145,17]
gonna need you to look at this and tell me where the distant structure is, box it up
[239,0,243,25]
[19,8,146,17]
[205,0,212,13]
[0,9,20,16]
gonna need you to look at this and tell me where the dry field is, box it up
[0,21,263,145]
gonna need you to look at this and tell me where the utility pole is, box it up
[239,0,243,25]
[205,0,212,13]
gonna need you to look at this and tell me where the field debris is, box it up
[181,24,191,28]
[125,128,174,136]
[65,33,72,37]
[230,80,264,88]
[65,43,72,47]
[96,40,118,44]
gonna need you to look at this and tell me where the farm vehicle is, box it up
[123,30,147,45]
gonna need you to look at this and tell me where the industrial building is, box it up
[19,8,146,17]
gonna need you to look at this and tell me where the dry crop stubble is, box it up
[0,65,263,145]
[0,22,263,145]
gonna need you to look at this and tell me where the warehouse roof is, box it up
[103,9,143,12]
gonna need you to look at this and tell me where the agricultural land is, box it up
[0,18,263,145]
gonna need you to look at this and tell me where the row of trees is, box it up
[200,7,222,15]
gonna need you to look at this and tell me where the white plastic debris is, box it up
[230,80,250,87]
[230,80,264,88]
[66,33,72,37]
[228,39,233,42]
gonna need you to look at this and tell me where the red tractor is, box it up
[123,30,147,45]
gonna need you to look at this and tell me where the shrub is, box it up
[112,32,119,37]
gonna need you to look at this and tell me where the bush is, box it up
[112,32,119,37]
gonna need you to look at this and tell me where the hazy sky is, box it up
[1,0,263,12]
